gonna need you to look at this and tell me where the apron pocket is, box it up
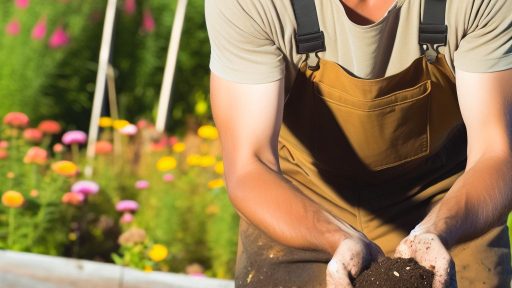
[311,80,432,172]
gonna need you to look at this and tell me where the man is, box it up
[205,0,512,287]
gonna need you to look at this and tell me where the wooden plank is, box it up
[0,251,234,288]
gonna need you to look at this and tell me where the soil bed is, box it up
[353,257,434,288]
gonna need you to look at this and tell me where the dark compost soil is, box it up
[353,257,434,288]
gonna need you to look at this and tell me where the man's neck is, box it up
[340,0,397,25]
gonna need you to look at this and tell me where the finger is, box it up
[394,242,412,258]
[431,257,452,288]
[326,260,354,288]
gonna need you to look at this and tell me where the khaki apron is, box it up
[234,1,511,287]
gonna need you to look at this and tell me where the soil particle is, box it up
[353,257,434,288]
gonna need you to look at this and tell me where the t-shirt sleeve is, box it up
[205,0,285,84]
[454,0,512,73]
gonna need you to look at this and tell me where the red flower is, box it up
[31,18,47,40]
[5,19,21,36]
[142,9,155,33]
[48,26,70,49]
[38,120,61,134]
[123,0,136,15]
[23,128,43,143]
[0,150,8,160]
[3,112,29,128]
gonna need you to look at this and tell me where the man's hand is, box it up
[326,235,384,288]
[395,233,457,288]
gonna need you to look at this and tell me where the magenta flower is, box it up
[5,19,21,36]
[62,130,87,145]
[142,9,155,33]
[71,180,100,196]
[120,212,134,224]
[123,0,136,15]
[135,180,149,190]
[119,124,138,136]
[162,173,174,182]
[15,0,29,9]
[116,200,139,213]
[31,18,47,40]
[48,26,70,48]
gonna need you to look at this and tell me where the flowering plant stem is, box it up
[7,208,15,249]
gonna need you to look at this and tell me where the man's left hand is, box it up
[394,233,457,288]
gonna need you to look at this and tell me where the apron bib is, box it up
[235,0,511,287]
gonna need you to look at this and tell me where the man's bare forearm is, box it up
[417,154,512,248]
[226,157,359,255]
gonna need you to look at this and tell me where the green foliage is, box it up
[0,0,211,133]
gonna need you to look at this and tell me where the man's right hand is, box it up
[326,236,384,288]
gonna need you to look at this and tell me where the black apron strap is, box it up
[419,0,448,62]
[291,0,325,54]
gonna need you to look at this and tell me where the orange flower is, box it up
[0,149,8,160]
[2,190,24,208]
[95,140,113,155]
[3,112,29,128]
[61,192,84,205]
[23,128,43,143]
[52,161,79,177]
[53,143,64,153]
[24,147,48,165]
[38,120,61,135]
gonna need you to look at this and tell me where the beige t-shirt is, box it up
[205,0,512,94]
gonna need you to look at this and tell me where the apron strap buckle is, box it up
[304,51,321,71]
[421,43,440,64]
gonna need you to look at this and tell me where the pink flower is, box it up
[23,128,43,143]
[0,141,8,149]
[162,173,174,182]
[3,112,29,128]
[62,130,87,145]
[120,212,134,224]
[48,26,70,49]
[31,18,47,40]
[15,0,29,9]
[168,136,179,146]
[5,19,21,36]
[135,180,149,190]
[123,0,136,15]
[71,180,100,196]
[116,200,139,212]
[23,147,48,165]
[142,9,155,33]
[120,124,138,136]
[53,143,64,153]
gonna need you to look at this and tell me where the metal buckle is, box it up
[304,51,321,71]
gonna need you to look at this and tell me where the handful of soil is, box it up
[353,257,434,288]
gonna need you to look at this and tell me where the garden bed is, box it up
[0,250,234,288]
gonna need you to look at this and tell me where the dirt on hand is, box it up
[353,257,434,288]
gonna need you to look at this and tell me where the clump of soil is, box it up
[353,257,434,288]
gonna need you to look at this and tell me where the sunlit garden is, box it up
[0,0,511,287]
[0,0,238,285]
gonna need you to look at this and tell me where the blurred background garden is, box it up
[0,0,238,281]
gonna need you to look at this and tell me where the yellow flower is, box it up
[199,155,216,167]
[68,232,77,241]
[214,161,224,175]
[6,171,15,179]
[144,265,153,272]
[197,125,219,140]
[51,161,79,177]
[208,178,225,189]
[113,119,130,130]
[148,244,169,262]
[2,190,24,208]
[99,117,113,128]
[172,142,186,153]
[186,154,202,166]
[156,156,177,172]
